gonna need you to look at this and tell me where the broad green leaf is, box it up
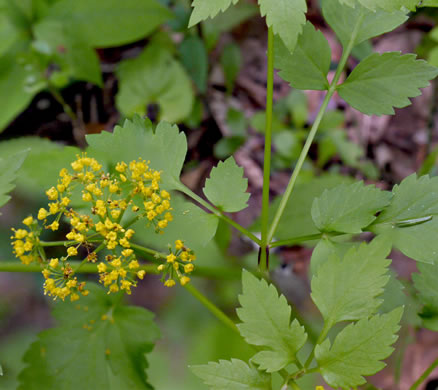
[179,35,208,93]
[237,271,307,372]
[190,359,270,390]
[132,193,219,251]
[421,0,438,6]
[338,52,438,116]
[87,116,187,190]
[0,48,38,131]
[322,0,408,48]
[311,181,392,234]
[251,174,354,240]
[413,263,438,330]
[311,237,391,326]
[0,10,25,56]
[0,150,28,212]
[116,43,194,123]
[19,284,160,389]
[259,0,307,51]
[0,137,79,196]
[42,0,171,47]
[274,21,331,90]
[370,174,438,263]
[339,0,418,11]
[203,157,250,213]
[189,0,239,27]
[34,21,102,86]
[315,308,403,390]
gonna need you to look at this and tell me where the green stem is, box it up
[267,13,364,244]
[177,183,261,245]
[48,85,77,123]
[304,320,332,369]
[0,261,159,274]
[270,233,324,248]
[74,242,105,273]
[288,381,301,390]
[410,357,438,390]
[259,26,275,271]
[184,283,239,335]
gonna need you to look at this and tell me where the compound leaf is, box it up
[43,0,171,47]
[311,237,391,326]
[0,150,28,213]
[338,52,438,116]
[116,43,194,123]
[322,0,408,48]
[19,284,160,390]
[259,0,307,51]
[370,174,438,263]
[188,0,239,27]
[86,116,187,189]
[237,271,307,372]
[311,181,392,234]
[274,21,331,90]
[412,262,438,331]
[203,157,250,213]
[190,359,270,390]
[316,308,403,390]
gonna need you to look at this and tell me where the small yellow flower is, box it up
[49,258,59,268]
[22,216,34,226]
[111,209,121,219]
[184,263,194,273]
[82,192,92,202]
[67,247,78,257]
[46,187,58,200]
[115,162,127,173]
[164,279,175,287]
[166,254,176,263]
[175,240,184,250]
[122,249,134,257]
[38,208,49,220]
[180,276,190,286]
[137,270,146,279]
[157,264,165,271]
[48,221,59,231]
[97,262,107,273]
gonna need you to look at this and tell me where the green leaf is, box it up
[203,157,250,213]
[413,263,438,330]
[18,284,160,390]
[0,10,25,56]
[33,21,102,86]
[311,237,391,326]
[220,43,242,94]
[0,150,28,212]
[179,35,208,93]
[274,21,331,90]
[188,0,239,27]
[370,174,438,263]
[87,116,187,189]
[190,359,271,390]
[322,0,408,48]
[0,48,39,131]
[42,0,171,47]
[132,193,219,251]
[0,137,80,197]
[259,0,307,51]
[311,181,392,234]
[236,271,307,372]
[338,52,438,116]
[315,308,403,390]
[251,174,354,241]
[339,0,418,11]
[116,43,194,123]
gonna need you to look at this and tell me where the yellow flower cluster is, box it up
[158,240,196,287]
[42,260,89,301]
[10,217,40,265]
[10,153,177,300]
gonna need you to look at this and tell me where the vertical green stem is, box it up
[410,357,438,390]
[260,26,275,271]
[267,13,364,243]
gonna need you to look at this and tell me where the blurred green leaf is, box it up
[0,150,28,213]
[339,0,418,11]
[42,0,172,47]
[214,136,245,159]
[188,0,239,27]
[179,35,208,93]
[413,262,438,331]
[116,43,194,123]
[19,284,160,390]
[220,43,241,94]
